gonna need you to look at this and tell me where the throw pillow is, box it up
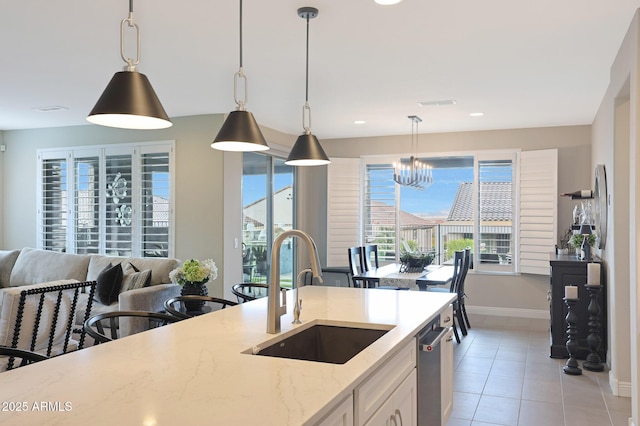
[95,263,123,305]
[121,262,152,292]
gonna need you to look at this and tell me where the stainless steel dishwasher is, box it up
[417,316,450,426]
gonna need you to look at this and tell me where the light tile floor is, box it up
[446,314,632,426]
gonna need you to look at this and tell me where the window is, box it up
[475,153,516,272]
[37,142,174,257]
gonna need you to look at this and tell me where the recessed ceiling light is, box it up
[32,105,69,112]
[353,120,366,125]
[469,112,484,117]
[418,99,456,107]
[375,0,403,5]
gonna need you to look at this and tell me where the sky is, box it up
[242,166,474,217]
[400,168,474,216]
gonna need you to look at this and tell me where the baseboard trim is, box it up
[609,371,633,397]
[465,306,550,319]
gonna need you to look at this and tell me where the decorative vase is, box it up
[180,281,208,311]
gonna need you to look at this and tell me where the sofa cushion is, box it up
[0,250,20,288]
[9,248,90,287]
[121,263,152,292]
[0,280,80,355]
[95,263,123,306]
[87,255,178,286]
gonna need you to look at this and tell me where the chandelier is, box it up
[393,115,433,190]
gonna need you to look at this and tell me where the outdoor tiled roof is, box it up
[447,182,512,221]
[369,201,433,227]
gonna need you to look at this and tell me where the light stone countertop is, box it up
[0,286,455,425]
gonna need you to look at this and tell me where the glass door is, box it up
[242,153,295,286]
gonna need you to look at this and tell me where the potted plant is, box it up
[170,259,218,310]
[399,248,435,273]
[568,233,596,254]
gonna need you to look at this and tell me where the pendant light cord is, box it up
[239,0,243,69]
[305,14,310,103]
[233,0,248,110]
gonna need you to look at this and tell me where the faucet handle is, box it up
[280,287,287,313]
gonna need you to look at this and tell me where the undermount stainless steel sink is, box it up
[247,321,395,364]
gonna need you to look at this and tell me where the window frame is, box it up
[360,149,520,274]
[36,140,175,258]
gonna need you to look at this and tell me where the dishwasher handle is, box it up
[419,326,450,352]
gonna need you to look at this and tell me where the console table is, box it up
[549,254,606,360]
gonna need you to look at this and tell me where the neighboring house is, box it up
[242,185,294,242]
[444,182,513,259]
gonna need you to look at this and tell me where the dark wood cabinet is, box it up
[549,254,606,359]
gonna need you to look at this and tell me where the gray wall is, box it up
[1,114,228,296]
[319,125,593,314]
[0,115,592,315]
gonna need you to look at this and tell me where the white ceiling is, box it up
[1,1,639,139]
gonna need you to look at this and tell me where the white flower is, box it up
[170,259,218,285]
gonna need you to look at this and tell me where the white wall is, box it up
[592,9,638,422]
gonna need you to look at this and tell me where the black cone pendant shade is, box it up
[285,6,330,167]
[87,70,172,130]
[286,133,330,166]
[211,0,269,152]
[212,110,269,151]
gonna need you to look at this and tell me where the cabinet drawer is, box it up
[441,304,454,328]
[354,339,416,425]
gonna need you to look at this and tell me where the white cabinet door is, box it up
[316,395,354,426]
[393,369,417,426]
[364,369,417,426]
[441,327,454,424]
[355,340,416,425]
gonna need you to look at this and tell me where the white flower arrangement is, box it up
[169,259,218,286]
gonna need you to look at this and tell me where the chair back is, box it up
[83,311,181,344]
[164,296,237,319]
[347,247,366,287]
[449,250,465,293]
[0,345,49,372]
[457,247,471,299]
[362,245,379,271]
[232,283,269,303]
[0,280,97,357]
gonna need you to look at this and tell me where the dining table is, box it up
[353,263,455,291]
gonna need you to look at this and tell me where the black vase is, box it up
[180,282,208,311]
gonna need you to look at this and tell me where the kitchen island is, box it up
[0,286,455,425]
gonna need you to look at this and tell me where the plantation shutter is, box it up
[518,149,558,275]
[37,141,174,258]
[140,146,173,258]
[73,150,100,254]
[38,152,70,252]
[326,158,361,266]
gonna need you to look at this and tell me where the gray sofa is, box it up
[0,248,181,353]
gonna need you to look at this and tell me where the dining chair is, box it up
[83,311,182,344]
[428,250,465,343]
[347,246,367,288]
[362,244,379,271]
[231,283,270,303]
[163,296,238,319]
[458,247,472,330]
[0,346,49,372]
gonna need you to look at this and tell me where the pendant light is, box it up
[393,115,433,190]
[212,0,269,152]
[87,0,172,130]
[285,7,330,166]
